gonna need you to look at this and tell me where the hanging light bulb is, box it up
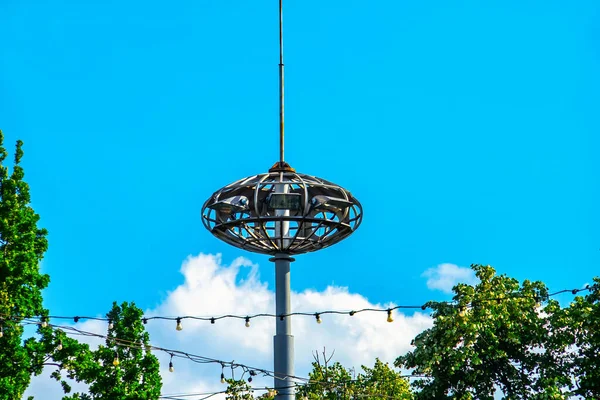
[169,361,174,373]
[113,353,120,367]
[0,326,3,338]
[211,317,215,324]
[315,313,321,324]
[220,372,226,384]
[176,318,183,331]
[245,317,250,328]
[57,341,63,351]
[248,376,253,383]
[387,309,394,323]
[108,320,114,330]
[41,317,48,328]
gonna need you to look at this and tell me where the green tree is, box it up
[545,278,600,398]
[51,302,162,399]
[396,264,571,399]
[224,378,256,400]
[0,132,50,398]
[298,350,412,400]
[224,378,280,400]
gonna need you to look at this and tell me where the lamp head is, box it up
[201,166,362,255]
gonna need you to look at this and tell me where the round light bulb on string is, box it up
[108,320,114,330]
[57,341,63,351]
[315,313,322,324]
[220,372,226,384]
[41,317,48,328]
[169,362,174,373]
[176,318,183,331]
[245,317,250,328]
[0,326,3,338]
[387,309,394,323]
[113,354,120,367]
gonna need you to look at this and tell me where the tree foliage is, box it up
[51,302,162,400]
[224,351,413,400]
[396,264,600,399]
[0,132,161,399]
[298,350,412,400]
[224,378,257,400]
[544,277,600,398]
[224,378,279,400]
[0,132,50,398]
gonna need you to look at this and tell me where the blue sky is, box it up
[2,0,598,313]
[1,0,599,395]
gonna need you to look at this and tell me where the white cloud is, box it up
[422,263,478,294]
[26,253,433,399]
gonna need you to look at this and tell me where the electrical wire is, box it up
[14,318,429,399]
[1,284,592,399]
[0,283,593,328]
[18,318,312,385]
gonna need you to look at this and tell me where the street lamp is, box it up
[201,1,363,398]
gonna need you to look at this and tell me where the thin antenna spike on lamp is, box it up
[279,0,285,164]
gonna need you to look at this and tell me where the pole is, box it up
[270,254,295,399]
[273,3,294,396]
[278,0,285,163]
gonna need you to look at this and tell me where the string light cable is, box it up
[0,283,594,330]
[15,318,311,384]
[0,285,591,399]
[12,318,429,398]
[0,317,441,400]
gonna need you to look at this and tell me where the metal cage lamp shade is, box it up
[201,166,362,256]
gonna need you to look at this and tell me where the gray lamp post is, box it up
[201,1,363,398]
